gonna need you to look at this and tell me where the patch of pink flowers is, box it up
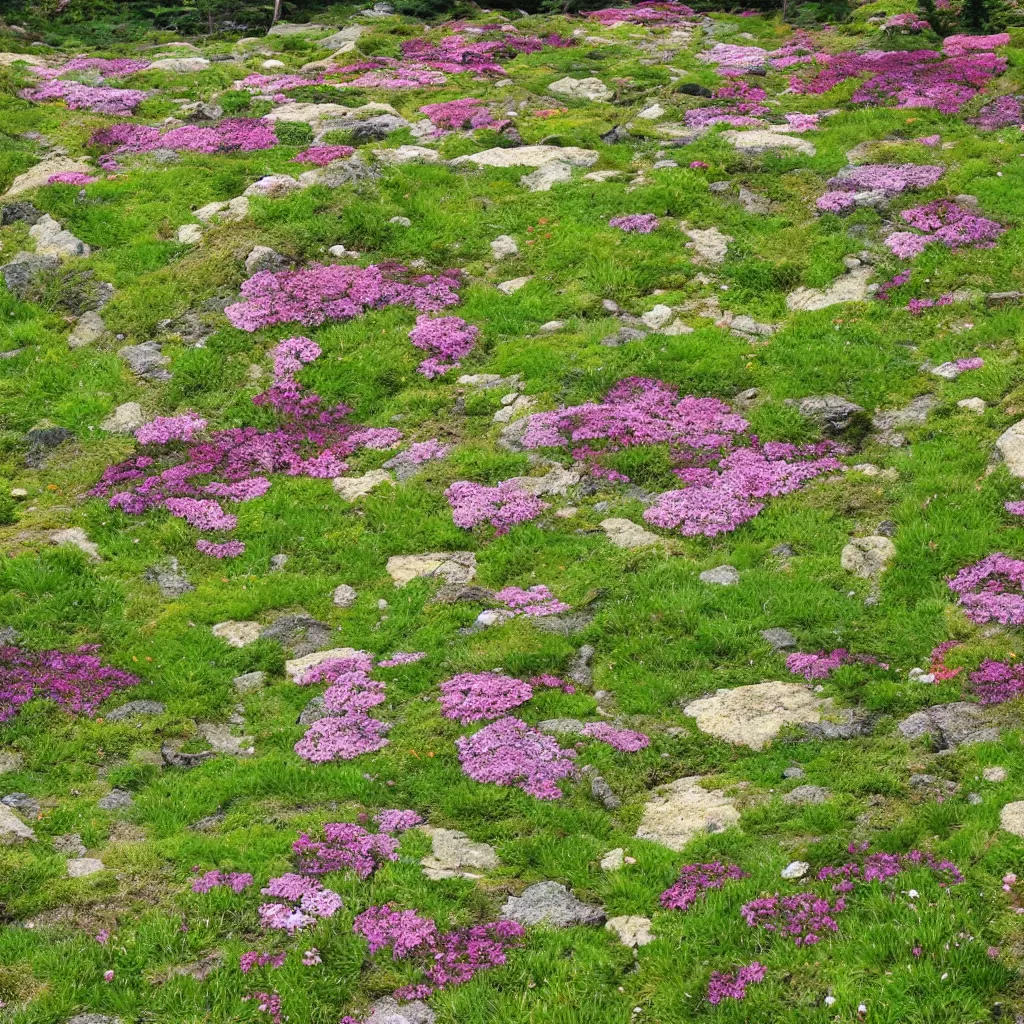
[259,874,343,932]
[587,1,694,24]
[196,539,246,558]
[22,79,147,115]
[47,172,98,185]
[969,659,1024,704]
[494,584,570,617]
[293,822,399,878]
[374,809,423,833]
[609,214,660,234]
[291,145,354,165]
[378,652,427,667]
[456,716,578,799]
[0,645,140,724]
[244,992,283,1024]
[579,721,649,752]
[943,33,1009,57]
[226,264,463,333]
[240,951,286,973]
[420,98,506,133]
[409,314,479,378]
[948,553,1024,625]
[191,869,254,894]
[440,672,534,723]
[886,200,1004,259]
[661,862,748,912]
[90,119,277,156]
[707,962,766,1004]
[816,163,944,213]
[971,94,1023,129]
[817,843,963,892]
[741,892,846,946]
[135,413,207,445]
[445,480,548,533]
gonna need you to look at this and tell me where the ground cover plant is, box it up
[6,1,1024,1023]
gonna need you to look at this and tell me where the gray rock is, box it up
[145,557,193,598]
[68,310,105,349]
[119,341,171,382]
[591,774,621,810]
[101,402,146,435]
[898,702,998,751]
[298,695,329,726]
[521,161,574,192]
[67,1016,123,1024]
[53,832,86,856]
[500,881,606,928]
[967,792,983,805]
[67,857,105,877]
[2,792,39,816]
[872,394,936,432]
[761,627,797,650]
[0,750,23,773]
[161,742,216,769]
[548,76,613,102]
[364,997,434,1024]
[259,613,333,657]
[332,584,358,607]
[771,543,796,558]
[349,115,410,142]
[700,565,739,586]
[841,536,895,579]
[782,784,830,805]
[792,395,865,433]
[532,611,594,636]
[97,789,134,810]
[995,419,1024,478]
[1,201,42,226]
[782,766,805,779]
[802,707,871,741]
[420,826,500,879]
[29,214,89,258]
[0,803,35,843]
[606,914,653,947]
[234,671,267,694]
[600,326,648,347]
[245,245,284,275]
[567,644,595,689]
[781,860,809,880]
[269,553,289,572]
[538,718,587,735]
[48,527,101,562]
[984,766,1008,783]
[1,251,59,297]
[24,425,74,468]
[104,700,165,722]
[490,234,518,260]
[182,101,223,121]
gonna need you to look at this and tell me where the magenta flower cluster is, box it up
[135,412,207,445]
[817,843,963,891]
[885,200,1004,259]
[948,553,1024,625]
[456,716,579,799]
[969,659,1024,704]
[259,873,343,932]
[785,648,883,680]
[740,892,846,946]
[190,869,254,894]
[440,672,534,723]
[943,33,1010,57]
[293,821,400,879]
[374,808,424,833]
[419,98,506,132]
[226,264,463,333]
[609,214,660,234]
[971,94,1023,129]
[378,651,427,667]
[587,2,695,24]
[47,172,98,185]
[291,145,354,165]
[707,962,766,1005]
[240,951,286,974]
[22,79,148,115]
[0,645,140,724]
[38,57,150,78]
[408,314,479,378]
[353,903,525,997]
[660,862,748,912]
[90,119,277,156]
[816,163,944,213]
[494,584,571,617]
[445,480,548,533]
[579,721,650,752]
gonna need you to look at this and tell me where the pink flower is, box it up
[103,970,115,982]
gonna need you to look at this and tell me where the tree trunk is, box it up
[272,0,283,26]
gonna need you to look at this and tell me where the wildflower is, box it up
[445,480,548,533]
[707,962,766,1004]
[609,214,660,234]
[302,948,322,966]
[103,970,114,982]
[661,862,747,911]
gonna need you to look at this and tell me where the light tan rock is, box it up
[101,402,146,434]
[636,775,740,851]
[194,196,249,224]
[720,129,816,157]
[606,915,654,948]
[787,267,874,312]
[198,722,254,756]
[386,552,476,588]
[0,804,35,844]
[841,535,896,578]
[683,225,732,264]
[451,145,599,169]
[600,847,625,871]
[421,826,500,879]
[29,214,89,258]
[373,145,441,165]
[497,276,532,295]
[996,420,1024,477]
[149,57,210,72]
[521,162,574,192]
[601,518,663,549]
[547,76,613,102]
[264,102,396,125]
[68,311,105,349]
[177,223,203,245]
[48,528,100,562]
[67,857,105,877]
[683,681,825,751]
[332,469,394,501]
[211,621,261,648]
[3,157,93,198]
[505,465,580,497]
[1000,800,1024,837]
[285,647,365,681]
[0,52,47,67]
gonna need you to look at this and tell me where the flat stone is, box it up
[386,551,476,588]
[30,214,89,259]
[194,196,249,224]
[452,145,599,169]
[505,465,579,497]
[635,775,740,851]
[786,267,873,311]
[1,251,59,297]
[212,621,261,648]
[841,536,896,579]
[53,833,86,856]
[0,803,34,843]
[144,557,193,598]
[119,341,171,382]
[490,235,518,259]
[0,752,23,774]
[244,246,284,275]
[104,701,165,722]
[872,394,936,432]
[259,612,333,657]
[198,723,254,757]
[149,57,210,72]
[1000,801,1024,837]
[700,565,739,586]
[500,881,606,928]
[67,1016,124,1024]
[348,114,410,142]
[97,789,134,810]
[641,304,673,330]
[782,784,830,805]
[781,860,809,879]
[898,702,998,751]
[761,627,797,650]
[720,129,816,157]
[318,25,365,48]
[600,518,663,549]
[420,826,500,879]
[958,397,986,414]
[67,857,105,877]
[332,584,358,607]
[995,420,1024,477]
[600,847,625,871]
[538,718,587,736]
[365,997,435,1024]
[373,145,440,165]
[525,161,578,192]
[548,76,613,102]
[101,402,146,434]
[0,51,46,67]
[497,276,532,295]
[683,225,732,264]
[683,681,826,751]
[792,395,865,434]
[285,647,365,682]
[234,671,267,694]
[48,528,101,562]
[333,469,394,501]
[3,157,94,199]
[24,425,74,468]
[984,766,1008,782]
[637,103,665,120]
[606,915,653,947]
[243,174,302,199]
[591,773,620,810]
[67,311,105,349]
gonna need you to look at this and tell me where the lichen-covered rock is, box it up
[841,536,896,578]
[898,703,998,751]
[420,826,500,879]
[500,881,605,927]
[386,551,476,587]
[635,776,740,851]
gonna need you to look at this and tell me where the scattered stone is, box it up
[635,775,741,851]
[420,826,500,879]
[2,793,38,816]
[25,214,88,259]
[386,551,476,588]
[244,246,284,275]
[67,1016,123,1024]
[567,644,595,690]
[1,251,59,297]
[841,536,896,579]
[332,584,358,607]
[591,774,621,810]
[181,101,223,121]
[212,620,261,648]
[149,56,210,72]
[68,311,105,349]
[782,784,830,806]
[600,325,647,347]
[97,789,134,810]
[501,881,605,928]
[521,162,574,192]
[1,201,42,226]
[269,553,289,572]
[761,627,797,650]
[194,196,249,224]
[958,397,986,414]
[967,792,983,805]
[548,76,613,102]
[348,114,411,141]
[792,395,865,433]
[101,402,146,434]
[285,647,364,682]
[1000,801,1024,837]
[365,997,435,1024]
[599,517,663,549]
[0,752,24,774]
[637,103,665,120]
[786,267,873,311]
[600,847,625,871]
[451,145,598,169]
[198,722,254,757]
[538,718,586,736]
[720,129,816,157]
[298,694,328,726]
[781,860,809,880]
[497,275,532,295]
[699,565,739,586]
[104,701,165,722]
[606,915,653,947]
[24,425,74,468]
[898,702,998,751]
[683,681,828,751]
[333,469,394,501]
[539,320,565,333]
[772,543,796,559]
[161,743,215,769]
[984,766,1008,783]
[0,803,35,844]
[490,234,519,259]
[872,395,936,433]
[48,528,101,562]
[233,671,267,694]
[995,420,1024,478]
[259,613,333,658]
[119,341,171,382]
[640,304,673,330]
[145,557,193,598]
[53,833,86,856]
[67,857,105,877]
[683,225,732,264]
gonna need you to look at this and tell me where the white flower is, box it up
[825,995,836,1006]
[907,889,919,898]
